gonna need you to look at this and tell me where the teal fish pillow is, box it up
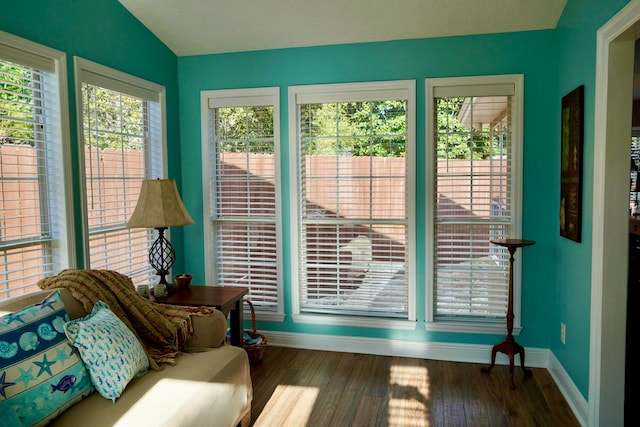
[64,301,149,402]
[0,290,94,426]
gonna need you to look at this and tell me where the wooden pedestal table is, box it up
[481,238,535,389]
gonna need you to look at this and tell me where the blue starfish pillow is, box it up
[0,290,94,426]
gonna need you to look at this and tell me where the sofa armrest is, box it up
[186,309,228,349]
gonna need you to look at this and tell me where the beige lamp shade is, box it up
[127,179,194,228]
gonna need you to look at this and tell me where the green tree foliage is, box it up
[0,61,36,145]
[213,97,508,160]
[436,97,504,160]
[82,83,145,150]
[214,101,407,158]
[302,100,407,158]
[2,62,147,150]
[216,106,274,154]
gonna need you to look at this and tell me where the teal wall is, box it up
[1,0,635,404]
[552,0,631,400]
[178,35,562,342]
[0,0,184,272]
[177,0,633,401]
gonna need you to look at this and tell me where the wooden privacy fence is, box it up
[1,146,506,296]
[0,145,146,296]
[220,153,507,264]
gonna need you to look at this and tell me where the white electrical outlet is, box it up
[561,322,566,345]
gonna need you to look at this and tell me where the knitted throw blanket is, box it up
[37,269,214,370]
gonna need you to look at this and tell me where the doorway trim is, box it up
[591,1,640,425]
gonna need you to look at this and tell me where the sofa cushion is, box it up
[50,345,253,427]
[64,301,149,402]
[0,290,94,427]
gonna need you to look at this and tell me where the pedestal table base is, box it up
[482,238,535,389]
[481,335,532,389]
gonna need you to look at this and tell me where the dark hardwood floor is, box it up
[248,346,580,427]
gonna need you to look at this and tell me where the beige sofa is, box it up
[0,289,253,427]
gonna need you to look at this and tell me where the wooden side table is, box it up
[482,238,535,389]
[151,285,248,347]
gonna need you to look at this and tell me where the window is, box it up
[0,31,74,299]
[202,87,282,317]
[75,58,165,286]
[289,81,416,327]
[426,75,523,334]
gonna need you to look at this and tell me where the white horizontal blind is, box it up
[0,57,59,297]
[81,74,162,286]
[297,94,409,318]
[433,93,513,318]
[210,101,280,309]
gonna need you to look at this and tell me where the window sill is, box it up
[425,320,521,336]
[293,313,417,330]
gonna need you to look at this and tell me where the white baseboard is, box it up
[547,352,588,427]
[261,330,587,426]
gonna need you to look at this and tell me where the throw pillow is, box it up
[64,301,149,402]
[0,290,94,427]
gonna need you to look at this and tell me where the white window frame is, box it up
[0,30,75,298]
[201,87,284,321]
[425,74,524,335]
[74,57,167,282]
[289,80,417,330]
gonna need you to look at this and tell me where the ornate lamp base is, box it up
[149,227,176,288]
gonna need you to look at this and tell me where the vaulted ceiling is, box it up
[119,0,568,56]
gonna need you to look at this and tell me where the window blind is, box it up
[79,62,164,286]
[209,98,281,310]
[433,93,514,318]
[0,49,66,297]
[295,92,410,318]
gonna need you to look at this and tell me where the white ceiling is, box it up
[119,0,568,56]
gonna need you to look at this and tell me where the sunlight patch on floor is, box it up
[253,385,319,427]
[388,364,431,427]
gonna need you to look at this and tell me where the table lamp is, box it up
[127,178,194,290]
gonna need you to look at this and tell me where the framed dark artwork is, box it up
[560,85,584,242]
